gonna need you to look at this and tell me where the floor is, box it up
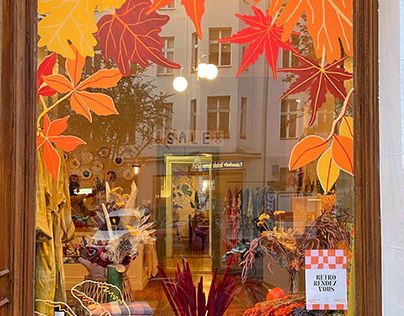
[133,273,267,316]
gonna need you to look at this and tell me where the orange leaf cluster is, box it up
[43,46,122,122]
[37,115,86,180]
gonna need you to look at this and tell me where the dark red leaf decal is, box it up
[148,0,206,39]
[96,0,180,76]
[219,6,297,78]
[37,52,57,100]
[279,55,353,126]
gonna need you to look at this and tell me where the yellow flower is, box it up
[258,213,270,221]
[274,210,286,216]
[116,201,125,208]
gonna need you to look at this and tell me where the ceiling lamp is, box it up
[205,64,218,80]
[173,76,188,92]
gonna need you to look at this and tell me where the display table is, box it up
[64,243,149,291]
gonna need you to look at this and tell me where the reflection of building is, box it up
[137,0,313,202]
[65,0,337,271]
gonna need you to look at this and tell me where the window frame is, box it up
[208,27,232,67]
[157,37,175,76]
[3,1,381,315]
[207,96,231,139]
[240,97,247,139]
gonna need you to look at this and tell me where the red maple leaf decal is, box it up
[37,52,57,100]
[147,0,205,39]
[37,115,86,180]
[219,6,297,78]
[96,0,180,76]
[279,55,353,126]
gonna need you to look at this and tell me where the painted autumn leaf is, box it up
[37,52,57,100]
[275,0,353,63]
[317,147,340,193]
[279,55,353,126]
[339,116,353,138]
[96,0,125,11]
[97,0,180,76]
[38,0,98,58]
[148,0,205,39]
[43,46,122,122]
[289,135,328,171]
[332,134,353,175]
[37,115,86,180]
[219,6,297,78]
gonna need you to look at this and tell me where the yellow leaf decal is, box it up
[38,0,98,58]
[317,148,340,193]
[339,116,353,138]
[96,0,126,11]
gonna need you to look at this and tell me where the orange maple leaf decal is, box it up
[148,0,205,39]
[43,45,122,122]
[275,0,353,63]
[37,115,86,180]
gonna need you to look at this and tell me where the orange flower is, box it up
[37,115,86,180]
[43,45,122,122]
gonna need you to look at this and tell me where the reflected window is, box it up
[207,96,230,138]
[280,99,298,139]
[209,28,232,66]
[157,37,175,75]
[158,103,173,131]
[190,99,197,133]
[240,97,247,139]
[282,35,300,68]
[191,32,199,72]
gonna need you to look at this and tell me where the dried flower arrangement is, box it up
[79,182,155,269]
[241,209,351,290]
[158,259,239,316]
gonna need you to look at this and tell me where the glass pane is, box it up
[209,43,219,65]
[35,1,356,315]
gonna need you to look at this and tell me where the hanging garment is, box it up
[35,151,75,315]
[264,186,276,212]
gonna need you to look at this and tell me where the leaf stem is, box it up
[37,91,73,126]
[326,88,354,141]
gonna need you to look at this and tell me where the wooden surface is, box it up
[0,0,37,315]
[354,0,382,315]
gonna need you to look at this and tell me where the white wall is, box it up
[379,0,404,314]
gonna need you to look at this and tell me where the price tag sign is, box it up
[305,249,348,310]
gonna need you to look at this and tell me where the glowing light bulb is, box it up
[173,76,188,92]
[197,63,209,78]
[205,64,218,80]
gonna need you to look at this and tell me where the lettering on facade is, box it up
[153,130,224,146]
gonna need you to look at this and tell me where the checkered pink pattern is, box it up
[305,249,348,311]
[305,249,347,270]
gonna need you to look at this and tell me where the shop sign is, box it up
[305,249,348,311]
[192,161,244,170]
[153,130,224,146]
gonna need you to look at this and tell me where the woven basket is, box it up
[74,275,134,315]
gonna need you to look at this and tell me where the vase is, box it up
[289,271,299,293]
[107,265,123,302]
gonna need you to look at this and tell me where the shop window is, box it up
[157,37,175,75]
[158,103,173,131]
[207,96,230,138]
[160,0,175,9]
[209,28,232,66]
[240,97,247,139]
[190,99,197,133]
[191,32,199,72]
[280,98,298,139]
[282,35,300,68]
